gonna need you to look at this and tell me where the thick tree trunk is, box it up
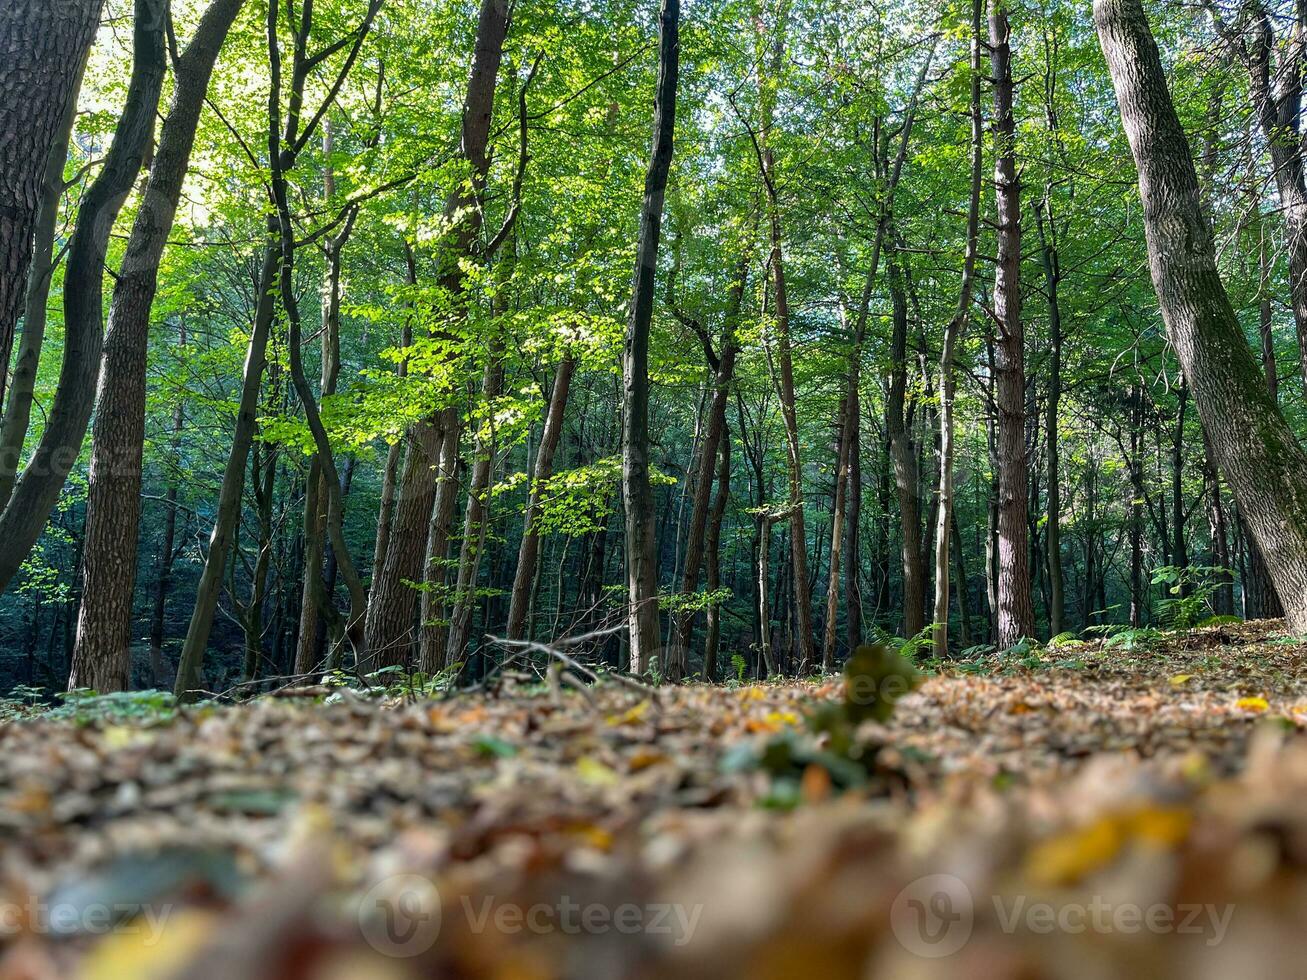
[507,356,575,640]
[622,0,680,674]
[0,0,167,602]
[72,0,245,693]
[0,50,88,508]
[367,418,443,668]
[1096,0,1307,632]
[990,1,1035,648]
[0,0,104,388]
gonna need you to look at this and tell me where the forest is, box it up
[5,0,1307,975]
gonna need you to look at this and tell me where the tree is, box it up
[71,0,248,694]
[1095,0,1307,632]
[621,0,681,675]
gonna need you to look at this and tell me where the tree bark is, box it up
[0,0,167,601]
[444,354,505,666]
[931,0,982,657]
[0,0,104,392]
[990,0,1036,648]
[886,247,924,640]
[667,252,745,678]
[622,0,680,674]
[1035,197,1066,636]
[364,0,508,667]
[0,49,88,508]
[71,0,246,693]
[1096,0,1307,632]
[507,356,576,640]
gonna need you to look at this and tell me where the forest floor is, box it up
[3,621,1307,978]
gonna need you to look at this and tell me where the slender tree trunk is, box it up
[886,249,925,639]
[72,0,246,693]
[1034,198,1066,636]
[1096,0,1307,632]
[176,236,279,696]
[822,395,850,669]
[622,0,680,674]
[668,254,745,677]
[1170,378,1189,578]
[444,354,505,665]
[364,0,507,667]
[757,21,815,671]
[703,428,730,681]
[417,414,461,670]
[932,0,983,657]
[990,1,1035,647]
[149,398,185,688]
[507,356,576,639]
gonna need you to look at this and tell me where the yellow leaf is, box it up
[1236,696,1270,712]
[102,726,152,750]
[80,910,217,980]
[575,756,620,787]
[626,748,668,772]
[605,699,651,727]
[1026,818,1123,886]
[1127,806,1192,846]
[737,686,766,702]
[1168,674,1193,687]
[764,709,800,727]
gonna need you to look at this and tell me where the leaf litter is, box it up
[2,622,1307,976]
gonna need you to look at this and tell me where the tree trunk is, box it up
[0,0,167,601]
[0,0,104,387]
[1035,198,1066,636]
[703,427,731,681]
[667,254,745,677]
[175,236,279,697]
[990,0,1035,648]
[886,249,925,639]
[0,48,88,508]
[1096,0,1307,632]
[931,0,982,657]
[71,0,245,693]
[363,0,508,667]
[622,0,680,674]
[418,414,462,671]
[507,356,576,640]
[149,394,186,688]
[444,355,505,666]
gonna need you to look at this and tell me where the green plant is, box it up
[730,653,748,684]
[1152,565,1236,630]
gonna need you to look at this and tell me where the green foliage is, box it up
[1152,565,1235,630]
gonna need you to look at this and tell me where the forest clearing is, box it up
[10,0,1307,973]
